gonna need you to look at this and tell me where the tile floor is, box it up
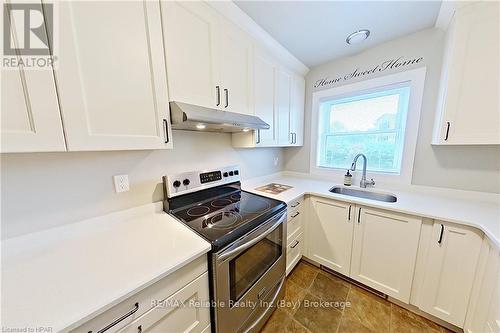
[261,260,454,333]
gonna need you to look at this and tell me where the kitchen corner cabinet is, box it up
[162,1,253,115]
[465,238,500,333]
[433,1,500,145]
[417,221,483,327]
[290,75,305,146]
[1,1,65,153]
[54,1,172,151]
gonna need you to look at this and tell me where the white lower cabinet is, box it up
[308,198,353,276]
[119,272,210,333]
[417,221,483,327]
[73,257,209,333]
[465,238,500,333]
[350,206,422,303]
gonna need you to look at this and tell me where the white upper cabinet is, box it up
[54,1,172,151]
[162,1,221,109]
[1,1,65,153]
[418,221,482,327]
[350,207,422,303]
[277,68,292,145]
[252,50,278,146]
[162,1,253,116]
[433,1,500,145]
[290,74,305,146]
[308,198,354,276]
[219,19,254,115]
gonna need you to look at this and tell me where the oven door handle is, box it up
[218,212,286,262]
[243,276,286,333]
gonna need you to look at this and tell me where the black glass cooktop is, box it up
[166,184,286,250]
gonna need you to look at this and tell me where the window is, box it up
[316,83,411,174]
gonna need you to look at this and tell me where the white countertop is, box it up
[1,202,211,332]
[242,172,500,248]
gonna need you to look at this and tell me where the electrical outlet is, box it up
[113,174,130,193]
[274,156,279,166]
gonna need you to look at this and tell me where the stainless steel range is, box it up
[163,166,287,333]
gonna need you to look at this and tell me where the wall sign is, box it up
[313,56,424,89]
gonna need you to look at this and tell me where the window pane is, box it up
[317,85,410,174]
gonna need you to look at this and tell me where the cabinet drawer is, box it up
[73,256,207,333]
[287,209,303,241]
[287,198,302,217]
[286,232,304,276]
[118,272,210,333]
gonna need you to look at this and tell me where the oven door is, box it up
[213,209,286,333]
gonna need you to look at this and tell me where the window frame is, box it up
[310,67,427,186]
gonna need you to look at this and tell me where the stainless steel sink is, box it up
[329,186,397,203]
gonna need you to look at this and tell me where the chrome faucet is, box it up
[350,154,375,188]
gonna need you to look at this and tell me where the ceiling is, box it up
[235,1,442,68]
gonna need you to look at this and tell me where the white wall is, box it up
[1,130,283,239]
[284,28,500,193]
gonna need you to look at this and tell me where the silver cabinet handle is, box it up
[357,207,361,223]
[256,129,261,144]
[291,211,300,218]
[290,202,300,208]
[292,133,296,144]
[224,88,228,108]
[93,303,139,333]
[290,240,300,249]
[216,86,220,106]
[438,224,445,244]
[348,205,351,221]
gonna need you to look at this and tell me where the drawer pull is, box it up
[348,205,351,221]
[93,302,139,333]
[290,202,300,208]
[137,325,142,333]
[357,207,361,223]
[290,240,300,249]
[291,212,300,218]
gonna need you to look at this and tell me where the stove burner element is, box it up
[202,211,242,229]
[239,197,271,214]
[186,205,210,217]
[211,198,233,208]
[230,193,241,201]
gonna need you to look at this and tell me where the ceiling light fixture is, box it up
[346,29,370,45]
[196,124,206,130]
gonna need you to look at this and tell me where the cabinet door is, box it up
[162,1,221,109]
[437,2,499,144]
[54,1,172,151]
[419,221,482,327]
[119,272,210,333]
[290,74,305,146]
[351,207,421,303]
[1,1,65,153]
[465,238,500,333]
[277,68,292,145]
[308,198,353,276]
[219,20,253,115]
[253,50,277,145]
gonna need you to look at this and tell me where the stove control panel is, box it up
[163,165,240,198]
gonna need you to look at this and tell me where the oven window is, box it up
[229,224,283,303]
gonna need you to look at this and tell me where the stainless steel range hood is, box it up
[169,102,270,133]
